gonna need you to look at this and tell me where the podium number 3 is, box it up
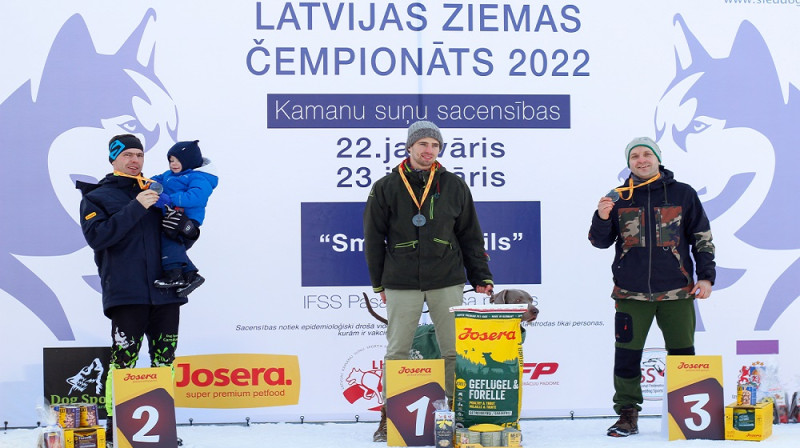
[132,405,161,443]
[683,393,711,431]
[406,396,431,436]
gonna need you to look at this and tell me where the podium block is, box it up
[385,359,445,447]
[665,355,724,440]
[112,367,177,448]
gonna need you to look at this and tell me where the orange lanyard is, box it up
[614,172,661,201]
[398,161,437,213]
[113,171,158,190]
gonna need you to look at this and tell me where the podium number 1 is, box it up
[406,396,430,436]
[683,393,711,432]
[132,405,160,443]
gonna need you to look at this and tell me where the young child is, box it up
[151,140,218,297]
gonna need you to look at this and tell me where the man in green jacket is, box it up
[363,120,494,442]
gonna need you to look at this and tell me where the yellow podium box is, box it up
[665,355,725,440]
[112,366,177,448]
[385,359,445,447]
[725,401,773,441]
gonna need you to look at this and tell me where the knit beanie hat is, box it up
[406,120,443,149]
[167,140,203,171]
[625,137,662,167]
[108,134,143,162]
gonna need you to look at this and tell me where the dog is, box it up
[363,289,539,325]
[0,10,178,340]
[362,289,539,359]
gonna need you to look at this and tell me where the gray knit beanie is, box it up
[406,120,443,149]
[625,137,662,167]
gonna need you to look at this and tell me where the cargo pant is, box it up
[384,284,464,401]
[613,298,696,414]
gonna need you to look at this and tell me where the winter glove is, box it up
[163,206,200,240]
[155,193,173,209]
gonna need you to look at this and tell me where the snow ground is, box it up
[1,416,799,448]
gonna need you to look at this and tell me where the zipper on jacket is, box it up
[429,196,435,220]
[647,188,654,301]
[394,240,419,249]
[433,238,452,248]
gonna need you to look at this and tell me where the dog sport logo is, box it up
[66,358,105,395]
[43,347,111,417]
[340,344,386,411]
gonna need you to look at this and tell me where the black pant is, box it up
[105,304,180,415]
[109,304,180,369]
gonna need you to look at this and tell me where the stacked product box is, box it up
[50,404,105,448]
[725,401,773,441]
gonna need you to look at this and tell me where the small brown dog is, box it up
[362,289,539,324]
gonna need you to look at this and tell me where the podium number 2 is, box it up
[683,393,711,432]
[132,405,160,443]
[406,396,430,436]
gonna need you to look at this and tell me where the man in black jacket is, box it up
[77,134,198,442]
[589,137,716,437]
[364,121,494,442]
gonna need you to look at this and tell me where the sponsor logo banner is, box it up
[43,347,111,418]
[174,354,300,408]
[340,344,386,411]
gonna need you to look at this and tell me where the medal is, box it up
[605,189,620,202]
[398,160,438,229]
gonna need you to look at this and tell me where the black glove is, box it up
[162,206,200,240]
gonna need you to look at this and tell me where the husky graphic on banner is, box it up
[0,10,178,340]
[655,15,799,331]
[66,358,105,395]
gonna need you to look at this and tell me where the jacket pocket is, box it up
[392,240,419,253]
[615,312,633,343]
[618,207,645,250]
[655,206,682,247]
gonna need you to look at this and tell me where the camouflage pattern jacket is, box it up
[588,167,716,301]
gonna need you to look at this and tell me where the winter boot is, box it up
[607,407,638,437]
[373,405,387,442]
[154,268,186,288]
[176,271,205,298]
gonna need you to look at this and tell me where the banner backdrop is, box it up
[2,0,800,425]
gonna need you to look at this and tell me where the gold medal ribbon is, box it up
[113,170,158,190]
[614,172,661,201]
[398,160,437,215]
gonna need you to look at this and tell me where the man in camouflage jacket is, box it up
[588,137,716,437]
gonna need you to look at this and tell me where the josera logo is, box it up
[301,201,541,286]
[174,354,300,409]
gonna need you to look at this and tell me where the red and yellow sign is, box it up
[173,354,300,408]
[385,359,445,447]
[665,355,724,441]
